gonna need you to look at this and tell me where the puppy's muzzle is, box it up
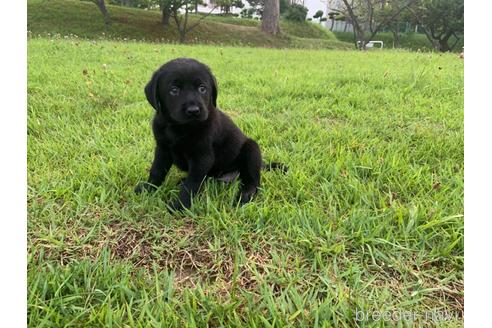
[185,105,201,117]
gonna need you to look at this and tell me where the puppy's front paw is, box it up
[134,182,157,194]
[167,199,190,212]
[238,189,257,205]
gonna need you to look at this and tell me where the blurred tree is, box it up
[240,7,257,18]
[313,9,324,22]
[279,0,289,14]
[283,3,308,22]
[158,0,172,27]
[167,0,217,43]
[334,0,416,49]
[327,11,340,30]
[154,0,207,30]
[211,0,244,14]
[245,0,264,17]
[381,1,414,47]
[262,0,280,34]
[409,0,463,52]
[92,0,111,26]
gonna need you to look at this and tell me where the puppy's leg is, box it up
[169,155,214,211]
[216,171,239,183]
[135,145,172,193]
[237,139,262,204]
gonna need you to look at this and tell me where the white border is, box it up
[0,0,27,326]
[464,0,492,326]
[0,0,483,325]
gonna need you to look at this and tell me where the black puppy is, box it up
[135,58,282,211]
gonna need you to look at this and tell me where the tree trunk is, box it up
[392,30,400,48]
[392,21,400,48]
[420,26,442,51]
[409,7,443,52]
[438,39,450,52]
[392,29,400,48]
[449,33,460,51]
[349,17,366,50]
[355,29,366,50]
[175,6,191,44]
[95,0,110,26]
[341,0,366,49]
[261,0,280,35]
[179,31,186,43]
[437,31,453,52]
[162,6,170,27]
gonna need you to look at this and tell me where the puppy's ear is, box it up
[145,70,162,111]
[207,69,218,108]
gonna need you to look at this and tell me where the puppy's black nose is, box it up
[185,106,200,116]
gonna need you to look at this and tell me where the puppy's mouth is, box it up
[184,115,208,123]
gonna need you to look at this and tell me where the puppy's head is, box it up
[145,58,218,124]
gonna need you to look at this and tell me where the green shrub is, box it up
[240,8,256,19]
[279,0,289,14]
[283,4,308,22]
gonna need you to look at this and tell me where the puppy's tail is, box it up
[262,162,288,173]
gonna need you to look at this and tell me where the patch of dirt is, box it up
[42,218,278,293]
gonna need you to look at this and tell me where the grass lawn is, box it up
[28,37,464,327]
[27,0,352,50]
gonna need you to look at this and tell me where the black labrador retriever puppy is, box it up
[135,58,283,211]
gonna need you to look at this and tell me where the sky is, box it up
[303,0,328,18]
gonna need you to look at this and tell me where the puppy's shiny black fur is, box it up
[135,58,267,211]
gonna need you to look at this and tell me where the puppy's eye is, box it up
[170,86,180,96]
[198,85,207,94]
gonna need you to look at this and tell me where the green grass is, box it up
[27,0,352,49]
[28,37,464,327]
[333,31,464,52]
